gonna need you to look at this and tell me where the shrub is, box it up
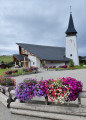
[42,61,45,67]
[7,61,14,68]
[70,60,74,67]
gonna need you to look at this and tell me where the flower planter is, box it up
[15,77,83,105]
[45,96,48,105]
[0,86,15,95]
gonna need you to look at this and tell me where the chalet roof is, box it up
[13,54,28,61]
[66,13,77,34]
[17,43,70,61]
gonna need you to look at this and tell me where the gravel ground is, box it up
[13,68,86,89]
[0,69,86,120]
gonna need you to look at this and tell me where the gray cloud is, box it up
[0,0,86,56]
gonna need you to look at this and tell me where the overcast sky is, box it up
[0,0,86,56]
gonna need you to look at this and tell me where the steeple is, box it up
[65,9,79,66]
[66,13,77,35]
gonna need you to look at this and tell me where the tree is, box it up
[1,61,4,64]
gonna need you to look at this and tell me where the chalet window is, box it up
[27,51,30,54]
[70,54,72,57]
[22,48,24,53]
[25,50,27,54]
[33,62,35,65]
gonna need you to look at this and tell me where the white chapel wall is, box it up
[28,55,41,68]
[45,61,65,67]
[66,36,79,66]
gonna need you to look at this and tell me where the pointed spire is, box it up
[66,13,77,35]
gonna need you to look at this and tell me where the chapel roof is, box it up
[17,43,70,61]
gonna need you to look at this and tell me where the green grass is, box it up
[0,69,23,76]
[0,69,8,76]
[55,68,67,71]
[56,66,86,71]
[74,66,86,69]
[0,55,13,64]
[0,68,33,76]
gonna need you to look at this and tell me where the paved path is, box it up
[0,102,50,120]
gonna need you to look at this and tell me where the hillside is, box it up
[0,55,13,64]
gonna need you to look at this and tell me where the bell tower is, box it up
[65,12,79,66]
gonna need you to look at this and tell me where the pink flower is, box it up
[22,97,24,100]
[62,94,64,97]
[28,83,31,86]
[49,96,54,102]
[53,80,56,82]
[31,95,33,99]
[28,92,31,95]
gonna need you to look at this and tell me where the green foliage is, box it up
[74,66,86,69]
[70,60,74,67]
[7,61,15,68]
[79,56,86,65]
[42,61,45,67]
[1,61,4,64]
[0,55,13,64]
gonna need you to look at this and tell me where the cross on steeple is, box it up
[70,5,72,14]
[65,8,77,35]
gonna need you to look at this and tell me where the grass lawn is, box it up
[0,68,34,76]
[0,69,23,76]
[55,66,86,71]
[0,55,13,64]
[74,66,86,69]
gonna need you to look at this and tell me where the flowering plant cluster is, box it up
[49,66,56,69]
[62,77,83,101]
[15,77,83,104]
[59,65,67,68]
[23,66,38,72]
[35,80,50,97]
[47,79,70,104]
[0,76,16,86]
[30,66,38,71]
[15,78,37,101]
[5,70,18,75]
[43,66,56,69]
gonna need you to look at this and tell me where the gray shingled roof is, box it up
[13,54,28,61]
[16,43,70,61]
[66,13,77,34]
